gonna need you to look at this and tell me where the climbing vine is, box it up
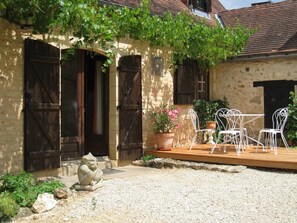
[0,0,253,67]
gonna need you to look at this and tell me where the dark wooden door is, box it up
[264,86,293,128]
[61,50,84,160]
[84,53,109,156]
[24,39,60,171]
[118,55,143,160]
[254,80,296,128]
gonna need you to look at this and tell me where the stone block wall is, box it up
[0,18,25,174]
[210,57,297,133]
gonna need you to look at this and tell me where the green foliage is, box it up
[193,99,229,128]
[286,91,297,146]
[141,155,156,164]
[0,192,20,222]
[0,172,65,208]
[0,172,35,193]
[1,0,253,68]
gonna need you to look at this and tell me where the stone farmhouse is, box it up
[0,0,296,176]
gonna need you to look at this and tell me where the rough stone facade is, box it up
[0,18,26,174]
[210,57,297,133]
[0,18,185,174]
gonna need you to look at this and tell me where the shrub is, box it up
[141,155,156,164]
[0,192,20,222]
[286,91,297,146]
[0,172,65,208]
[193,99,229,128]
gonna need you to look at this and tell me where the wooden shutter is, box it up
[206,0,212,13]
[24,39,61,172]
[118,55,143,160]
[174,59,209,104]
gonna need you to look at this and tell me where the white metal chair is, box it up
[211,108,242,155]
[188,109,209,150]
[229,108,249,149]
[257,107,289,155]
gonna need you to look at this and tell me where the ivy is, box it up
[0,0,253,68]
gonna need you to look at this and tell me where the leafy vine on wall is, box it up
[0,0,253,68]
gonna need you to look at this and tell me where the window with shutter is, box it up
[174,59,209,105]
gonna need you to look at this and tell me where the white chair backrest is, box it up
[215,108,243,131]
[272,107,288,131]
[215,108,230,130]
[188,109,201,131]
[227,109,243,130]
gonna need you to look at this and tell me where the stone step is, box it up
[60,156,117,176]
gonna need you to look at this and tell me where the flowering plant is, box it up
[150,104,182,133]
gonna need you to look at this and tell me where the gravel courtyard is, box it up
[14,165,297,223]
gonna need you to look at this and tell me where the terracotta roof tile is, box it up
[218,1,297,56]
[102,0,218,25]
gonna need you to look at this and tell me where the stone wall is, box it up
[0,18,26,174]
[0,18,183,174]
[210,57,297,133]
[110,39,175,154]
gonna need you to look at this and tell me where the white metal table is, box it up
[232,113,265,152]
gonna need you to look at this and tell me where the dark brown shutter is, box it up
[118,55,143,160]
[174,59,209,104]
[206,0,212,13]
[24,39,61,171]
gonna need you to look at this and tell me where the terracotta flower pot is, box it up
[206,121,216,130]
[156,132,175,151]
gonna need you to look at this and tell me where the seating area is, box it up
[147,106,295,170]
[189,107,289,156]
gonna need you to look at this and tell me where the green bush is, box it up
[141,155,156,164]
[0,172,65,208]
[0,192,20,222]
[193,99,229,128]
[286,91,297,146]
[0,172,35,193]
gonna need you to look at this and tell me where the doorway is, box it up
[254,80,296,128]
[61,50,109,160]
[84,52,109,156]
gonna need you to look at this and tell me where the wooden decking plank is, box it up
[145,145,297,170]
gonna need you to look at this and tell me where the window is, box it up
[174,59,209,105]
[189,0,212,13]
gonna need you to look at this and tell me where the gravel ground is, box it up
[14,166,297,223]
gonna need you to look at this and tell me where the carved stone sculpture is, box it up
[75,153,103,191]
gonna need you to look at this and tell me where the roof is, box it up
[101,0,221,26]
[218,0,297,57]
[102,0,190,16]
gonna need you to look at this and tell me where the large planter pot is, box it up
[206,121,216,130]
[155,132,175,151]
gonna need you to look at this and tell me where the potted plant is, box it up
[150,104,181,150]
[193,99,229,129]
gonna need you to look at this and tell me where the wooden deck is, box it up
[145,144,297,170]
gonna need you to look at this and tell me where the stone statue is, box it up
[76,153,103,190]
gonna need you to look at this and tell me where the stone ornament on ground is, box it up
[75,153,103,191]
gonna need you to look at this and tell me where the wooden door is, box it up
[24,39,61,171]
[264,86,293,128]
[118,55,143,160]
[84,53,109,156]
[254,80,296,128]
[60,50,84,160]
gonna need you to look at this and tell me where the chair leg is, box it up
[211,133,221,154]
[280,132,290,151]
[256,131,263,153]
[272,133,277,155]
[189,132,197,150]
